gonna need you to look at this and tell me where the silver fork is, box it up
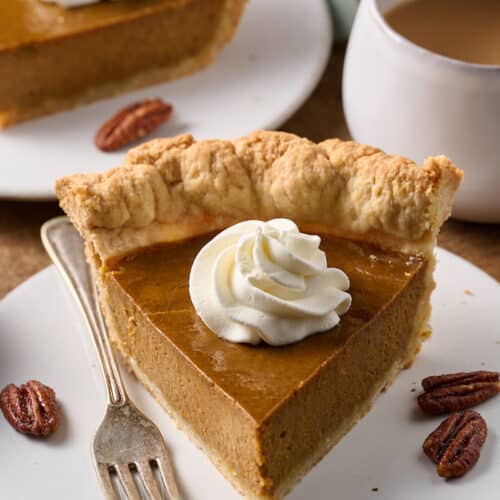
[41,216,181,500]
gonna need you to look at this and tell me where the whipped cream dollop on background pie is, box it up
[189,219,352,346]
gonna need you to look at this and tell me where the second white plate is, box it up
[0,0,332,200]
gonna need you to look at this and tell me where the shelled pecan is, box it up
[423,410,487,478]
[0,380,60,436]
[95,98,173,152]
[418,371,500,415]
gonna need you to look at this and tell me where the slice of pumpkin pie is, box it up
[56,131,462,499]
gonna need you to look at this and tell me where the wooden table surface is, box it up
[1,46,499,299]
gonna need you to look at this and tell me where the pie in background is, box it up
[0,0,247,128]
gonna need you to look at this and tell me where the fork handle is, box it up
[41,217,128,407]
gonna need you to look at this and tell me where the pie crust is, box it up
[57,130,462,263]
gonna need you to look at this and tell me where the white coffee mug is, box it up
[343,0,500,222]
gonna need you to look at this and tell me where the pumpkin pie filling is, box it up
[102,231,427,497]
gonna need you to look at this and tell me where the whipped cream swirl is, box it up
[189,219,351,346]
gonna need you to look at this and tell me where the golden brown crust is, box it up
[56,130,463,263]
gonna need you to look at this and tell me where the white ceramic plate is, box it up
[1,248,499,499]
[0,0,332,201]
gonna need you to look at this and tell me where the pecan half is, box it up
[423,410,487,478]
[0,380,60,436]
[95,98,173,152]
[418,371,500,415]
